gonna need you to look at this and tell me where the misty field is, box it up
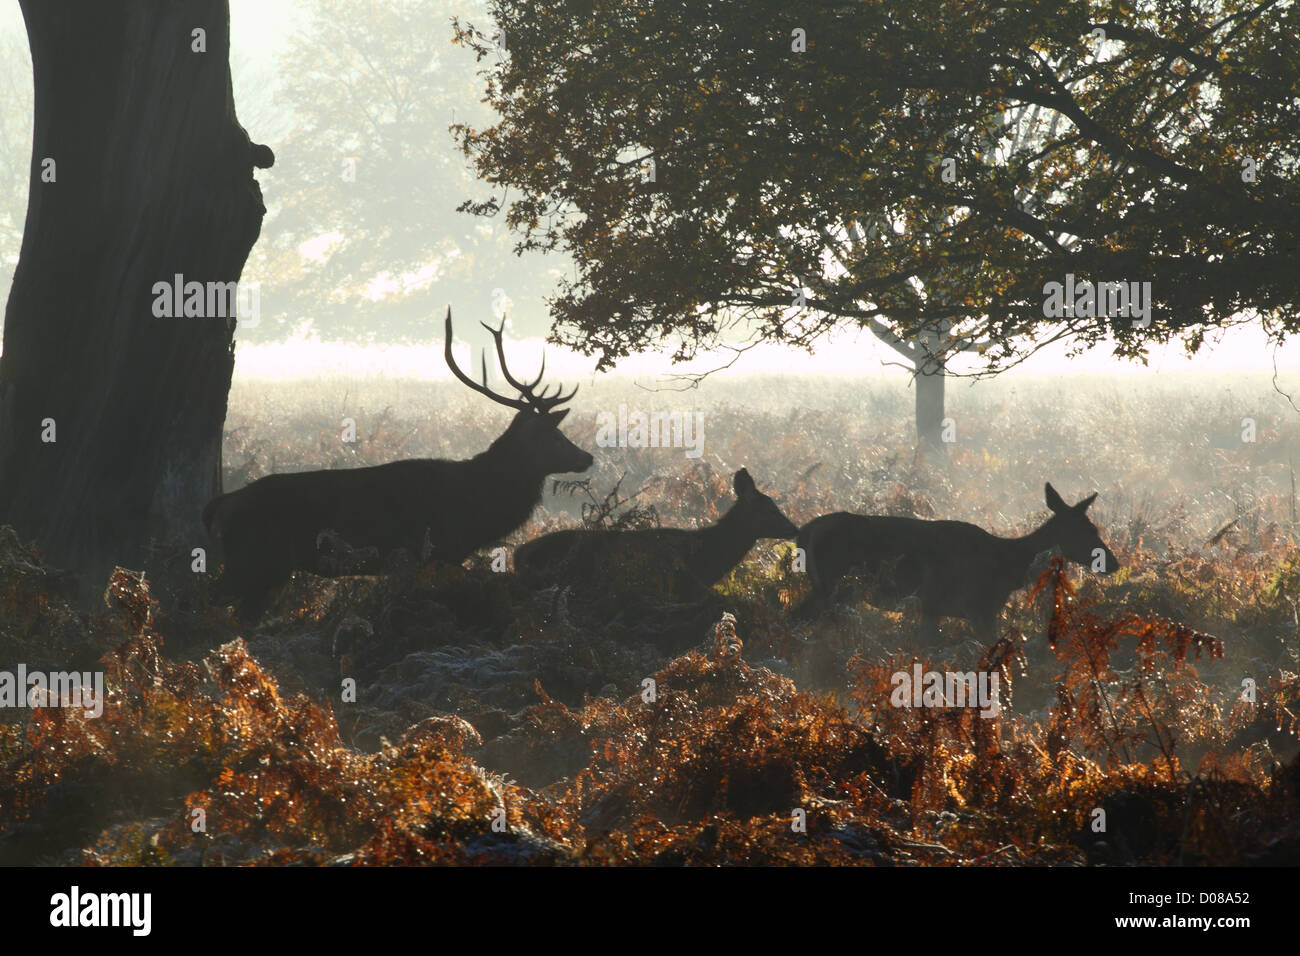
[1,371,1297,865]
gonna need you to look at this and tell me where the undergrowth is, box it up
[0,532,1296,866]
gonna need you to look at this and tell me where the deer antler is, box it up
[445,308,530,411]
[444,308,578,413]
[481,318,578,412]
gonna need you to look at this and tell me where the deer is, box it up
[513,468,799,601]
[202,308,594,619]
[796,483,1118,644]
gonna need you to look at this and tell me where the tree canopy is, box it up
[454,0,1300,373]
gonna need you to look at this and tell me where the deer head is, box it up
[731,468,799,539]
[444,308,593,476]
[1044,482,1118,574]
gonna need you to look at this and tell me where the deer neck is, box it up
[1009,519,1061,579]
[464,441,548,533]
[691,506,756,586]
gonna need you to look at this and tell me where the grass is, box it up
[0,369,1296,865]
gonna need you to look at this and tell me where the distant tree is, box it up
[455,0,1300,451]
[250,0,569,342]
[0,30,32,302]
[0,1,270,588]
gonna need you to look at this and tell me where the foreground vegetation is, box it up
[0,372,1297,865]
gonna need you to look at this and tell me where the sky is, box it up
[230,316,1300,387]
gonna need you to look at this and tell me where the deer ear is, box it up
[1045,482,1067,514]
[549,408,569,424]
[734,468,756,498]
[1075,492,1098,512]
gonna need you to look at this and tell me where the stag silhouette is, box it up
[203,308,593,618]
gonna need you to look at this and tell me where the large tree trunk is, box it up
[0,1,270,594]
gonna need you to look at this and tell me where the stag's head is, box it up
[445,308,594,476]
[1044,482,1118,574]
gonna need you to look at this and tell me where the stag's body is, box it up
[515,469,798,600]
[203,310,592,618]
[798,484,1117,643]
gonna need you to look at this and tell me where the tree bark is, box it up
[0,1,270,593]
[868,318,950,457]
[915,356,947,457]
[914,322,948,458]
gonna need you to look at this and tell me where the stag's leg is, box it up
[791,565,831,619]
[789,542,832,620]
[802,537,823,595]
[220,520,294,622]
